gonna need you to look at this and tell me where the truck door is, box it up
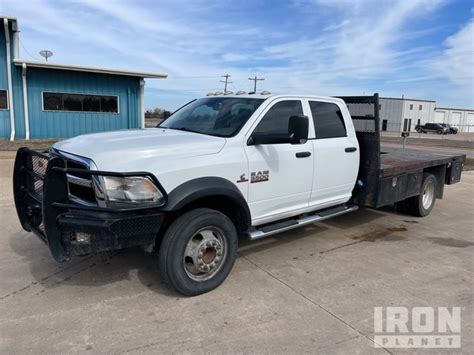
[308,100,359,208]
[244,99,314,224]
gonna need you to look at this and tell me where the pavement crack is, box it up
[319,240,363,254]
[242,255,392,354]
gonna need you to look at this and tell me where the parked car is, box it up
[13,94,465,295]
[415,123,449,134]
[439,123,458,134]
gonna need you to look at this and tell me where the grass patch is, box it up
[0,139,59,152]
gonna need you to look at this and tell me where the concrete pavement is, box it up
[0,157,473,353]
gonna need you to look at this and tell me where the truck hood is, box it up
[53,128,226,169]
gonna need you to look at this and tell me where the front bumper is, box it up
[13,148,165,262]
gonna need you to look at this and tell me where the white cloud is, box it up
[1,0,472,109]
[429,20,474,100]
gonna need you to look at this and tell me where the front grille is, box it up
[63,158,97,206]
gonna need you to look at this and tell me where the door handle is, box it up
[345,147,357,153]
[296,151,311,158]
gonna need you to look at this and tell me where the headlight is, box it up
[96,176,164,206]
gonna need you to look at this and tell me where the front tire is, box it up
[158,208,238,296]
[396,173,437,217]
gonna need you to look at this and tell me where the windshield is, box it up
[159,97,265,137]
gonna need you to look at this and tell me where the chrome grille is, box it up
[60,155,98,206]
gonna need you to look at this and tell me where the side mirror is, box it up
[288,115,309,144]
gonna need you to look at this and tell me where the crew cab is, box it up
[13,94,465,295]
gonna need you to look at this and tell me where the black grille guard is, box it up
[13,147,167,261]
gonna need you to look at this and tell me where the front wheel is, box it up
[416,128,423,133]
[396,173,437,217]
[437,130,443,134]
[158,208,238,296]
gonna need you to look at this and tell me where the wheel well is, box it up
[158,195,250,244]
[423,165,446,199]
[180,195,250,233]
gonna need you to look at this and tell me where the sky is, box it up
[1,0,473,111]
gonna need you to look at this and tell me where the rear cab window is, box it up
[309,101,347,139]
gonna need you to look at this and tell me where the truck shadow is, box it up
[7,233,176,297]
[318,207,389,229]
[6,207,392,298]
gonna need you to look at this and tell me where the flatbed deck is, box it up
[339,94,466,209]
[379,146,466,178]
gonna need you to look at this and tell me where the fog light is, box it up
[72,232,90,244]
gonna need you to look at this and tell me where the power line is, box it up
[220,74,232,93]
[20,39,41,60]
[248,75,264,93]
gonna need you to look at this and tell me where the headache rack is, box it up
[337,94,381,207]
[13,148,166,261]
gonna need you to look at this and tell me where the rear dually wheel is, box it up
[396,173,437,217]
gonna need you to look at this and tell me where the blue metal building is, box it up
[1,15,167,140]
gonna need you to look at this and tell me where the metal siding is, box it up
[379,98,403,132]
[0,21,11,137]
[26,68,140,138]
[12,58,25,138]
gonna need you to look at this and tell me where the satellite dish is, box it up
[39,50,53,62]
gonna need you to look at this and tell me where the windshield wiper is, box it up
[169,127,204,135]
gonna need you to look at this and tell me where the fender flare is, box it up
[161,177,251,231]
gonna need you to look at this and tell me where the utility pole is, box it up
[220,74,232,93]
[248,76,264,93]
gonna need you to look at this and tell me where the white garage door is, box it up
[450,112,462,130]
[434,111,445,123]
[465,113,474,133]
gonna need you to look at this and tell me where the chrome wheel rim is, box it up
[422,181,434,210]
[183,227,227,281]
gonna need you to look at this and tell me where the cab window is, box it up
[309,101,346,139]
[253,100,304,136]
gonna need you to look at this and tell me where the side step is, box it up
[247,204,358,241]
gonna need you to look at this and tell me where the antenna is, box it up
[248,75,264,93]
[39,50,53,62]
[220,74,232,94]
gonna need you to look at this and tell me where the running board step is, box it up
[247,204,358,241]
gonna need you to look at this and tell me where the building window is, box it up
[309,101,347,139]
[419,104,422,110]
[409,104,413,110]
[0,90,8,109]
[43,92,118,113]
